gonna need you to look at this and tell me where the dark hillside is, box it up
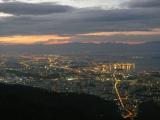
[0,83,121,120]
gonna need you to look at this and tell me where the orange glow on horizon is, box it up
[0,35,71,44]
[113,41,145,45]
[0,28,160,45]
[79,28,160,36]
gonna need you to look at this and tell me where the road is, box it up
[113,71,135,119]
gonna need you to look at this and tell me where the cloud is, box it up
[0,12,13,17]
[0,0,126,9]
[0,2,74,15]
[0,35,71,44]
[125,0,160,8]
[78,28,160,36]
[0,7,160,36]
[0,1,160,44]
[71,34,160,44]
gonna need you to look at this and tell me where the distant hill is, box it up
[0,83,122,120]
[0,42,160,55]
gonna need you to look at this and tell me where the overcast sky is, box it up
[0,0,160,44]
[0,0,129,8]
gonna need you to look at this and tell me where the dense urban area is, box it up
[0,55,160,119]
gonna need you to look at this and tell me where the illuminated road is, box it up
[113,71,135,119]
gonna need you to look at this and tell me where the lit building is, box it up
[94,63,135,72]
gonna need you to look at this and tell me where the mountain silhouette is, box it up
[0,83,122,120]
[0,42,160,55]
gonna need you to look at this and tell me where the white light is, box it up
[0,12,13,18]
[67,77,75,81]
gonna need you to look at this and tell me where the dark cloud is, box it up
[0,7,160,36]
[0,1,159,44]
[125,0,160,8]
[71,35,160,43]
[0,2,74,15]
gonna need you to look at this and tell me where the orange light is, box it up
[0,35,71,44]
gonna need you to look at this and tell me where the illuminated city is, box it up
[0,54,160,119]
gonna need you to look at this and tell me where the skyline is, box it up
[0,0,160,44]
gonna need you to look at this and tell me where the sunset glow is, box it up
[79,29,160,37]
[0,35,71,44]
[1,28,160,45]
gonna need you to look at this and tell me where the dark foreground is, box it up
[0,83,122,120]
[0,83,160,120]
